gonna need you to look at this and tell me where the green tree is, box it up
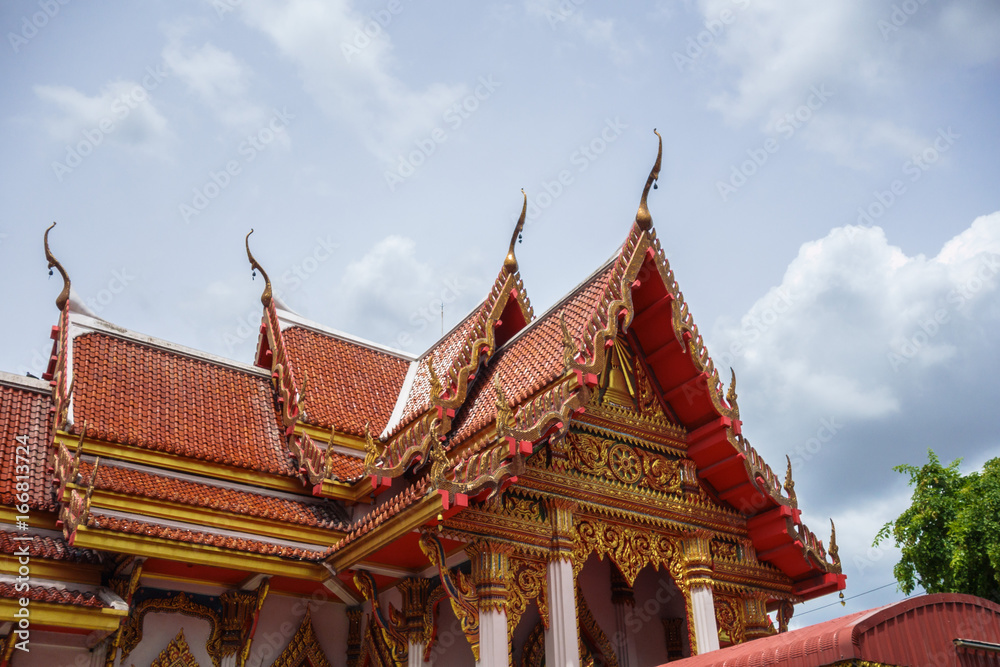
[874,450,1000,599]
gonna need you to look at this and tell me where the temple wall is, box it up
[10,630,90,667]
[247,593,347,666]
[124,612,214,666]
[425,598,475,666]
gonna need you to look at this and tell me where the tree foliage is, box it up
[874,450,1000,599]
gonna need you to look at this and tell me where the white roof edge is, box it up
[67,312,270,377]
[0,370,51,393]
[276,308,418,361]
[380,360,420,439]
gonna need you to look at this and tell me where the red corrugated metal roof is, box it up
[666,593,1000,667]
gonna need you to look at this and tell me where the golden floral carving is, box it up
[715,594,746,645]
[574,519,684,587]
[566,432,683,495]
[150,630,200,667]
[271,609,332,667]
[119,592,223,667]
[506,557,547,643]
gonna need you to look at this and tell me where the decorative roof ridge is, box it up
[77,454,332,505]
[276,308,418,362]
[0,371,51,393]
[494,252,619,355]
[66,312,270,378]
[88,507,329,554]
[411,301,487,362]
[371,193,537,473]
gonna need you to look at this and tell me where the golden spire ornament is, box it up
[635,129,662,231]
[44,222,72,311]
[245,229,273,307]
[504,189,528,271]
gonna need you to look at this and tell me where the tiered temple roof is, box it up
[0,136,846,664]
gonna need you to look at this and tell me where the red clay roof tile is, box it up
[0,380,56,512]
[71,333,295,477]
[0,529,103,564]
[78,461,348,531]
[0,582,106,608]
[282,327,411,437]
[84,514,324,560]
[450,264,614,445]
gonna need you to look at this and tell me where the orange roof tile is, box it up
[390,309,481,435]
[84,514,324,560]
[0,582,107,608]
[450,264,614,445]
[78,462,349,531]
[0,378,56,512]
[0,529,102,564]
[71,333,295,477]
[282,326,411,437]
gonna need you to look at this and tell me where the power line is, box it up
[795,582,903,617]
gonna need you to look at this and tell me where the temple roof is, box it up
[71,329,295,477]
[280,323,412,437]
[0,372,56,512]
[449,261,616,445]
[667,593,1000,667]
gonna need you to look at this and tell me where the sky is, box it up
[2,0,999,629]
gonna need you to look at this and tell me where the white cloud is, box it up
[233,0,466,161]
[524,0,632,64]
[162,37,269,131]
[709,212,1000,622]
[35,80,170,156]
[711,211,1000,517]
[336,236,486,352]
[694,0,1000,164]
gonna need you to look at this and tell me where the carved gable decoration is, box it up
[150,630,201,667]
[271,610,332,667]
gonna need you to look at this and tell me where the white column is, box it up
[612,604,637,667]
[89,641,108,667]
[690,584,720,654]
[544,557,580,667]
[220,655,237,667]
[475,608,508,667]
[408,639,430,667]
[612,602,638,667]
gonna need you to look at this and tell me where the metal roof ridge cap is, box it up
[381,359,420,439]
[412,299,487,362]
[276,308,418,360]
[0,370,51,393]
[67,312,269,377]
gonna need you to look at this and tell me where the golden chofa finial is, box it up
[504,189,528,272]
[635,129,662,231]
[43,222,72,311]
[245,229,273,307]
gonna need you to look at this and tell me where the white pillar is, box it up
[690,584,720,654]
[220,655,237,667]
[544,557,580,667]
[475,608,507,667]
[408,639,430,667]
[89,641,108,667]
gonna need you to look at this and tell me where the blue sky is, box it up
[2,0,999,628]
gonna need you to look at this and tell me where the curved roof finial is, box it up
[43,222,71,311]
[504,189,528,271]
[635,129,662,231]
[245,229,273,307]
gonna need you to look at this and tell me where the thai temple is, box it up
[2,133,858,667]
